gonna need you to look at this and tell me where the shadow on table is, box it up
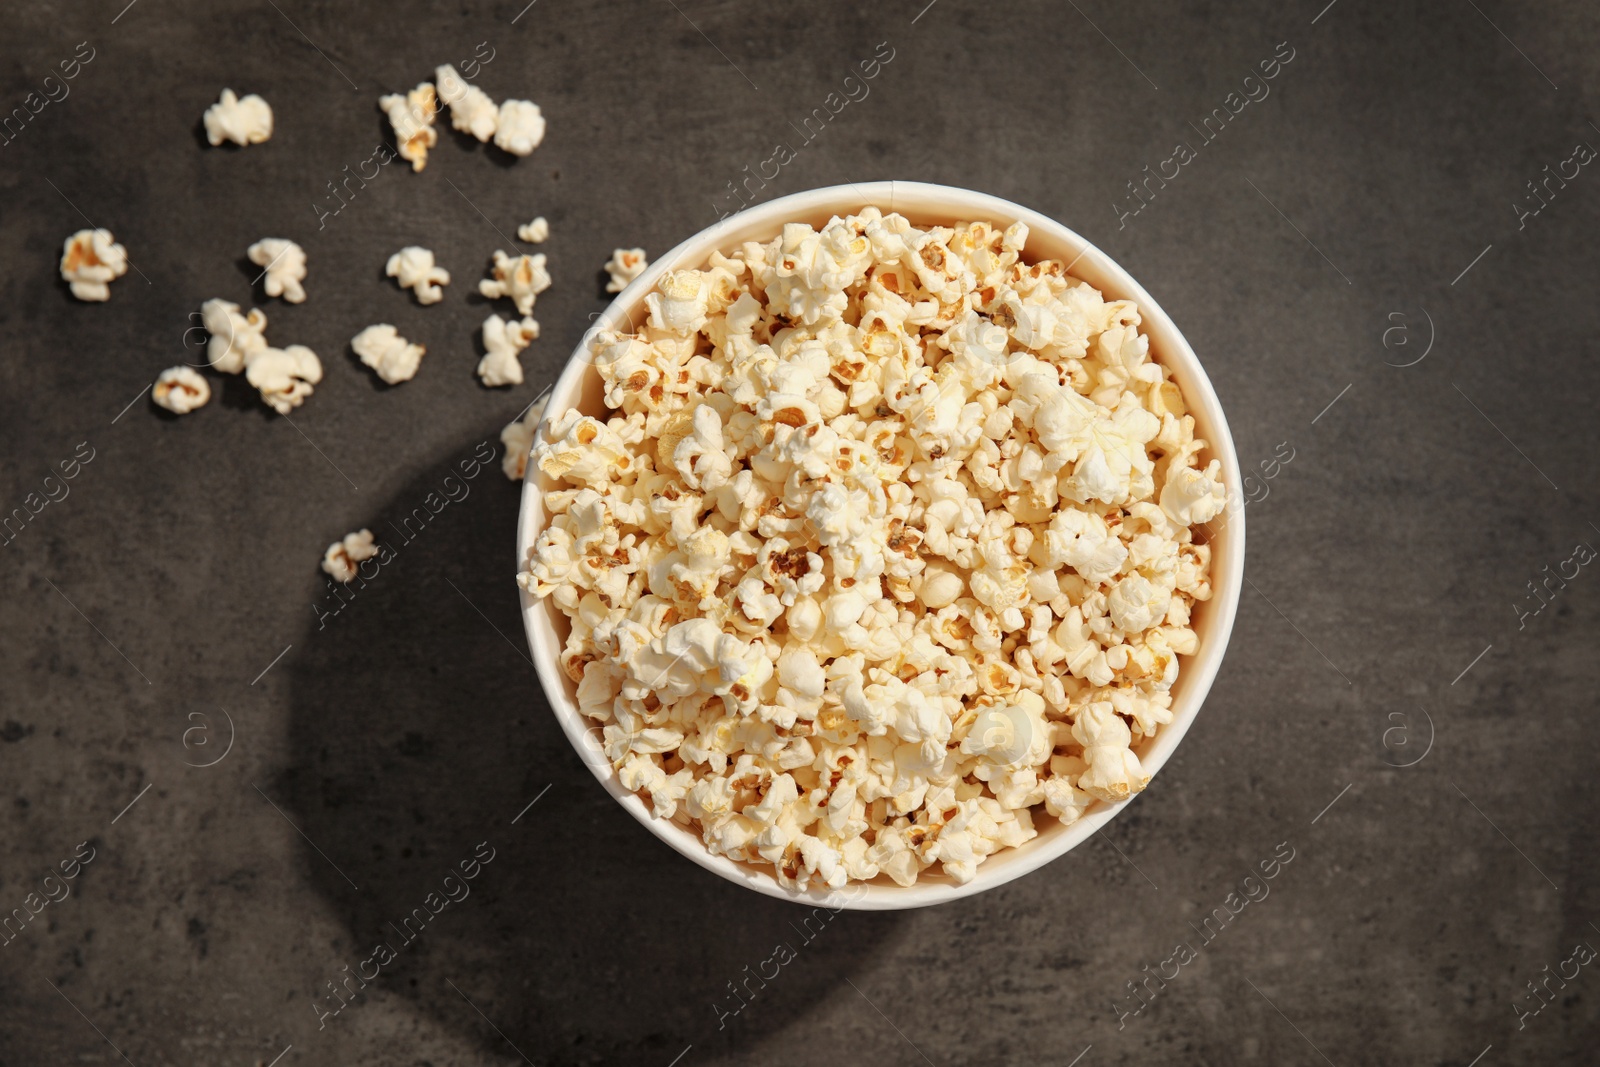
[281,430,900,1064]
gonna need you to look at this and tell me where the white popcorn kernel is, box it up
[247,238,307,303]
[1161,458,1227,526]
[917,563,966,609]
[351,324,425,385]
[1042,756,1095,825]
[647,270,713,335]
[517,216,549,243]
[500,393,551,481]
[60,229,128,302]
[786,596,823,643]
[1043,508,1128,585]
[1072,702,1149,802]
[477,314,537,387]
[321,529,378,583]
[152,366,210,414]
[479,251,551,316]
[200,298,268,373]
[434,63,498,141]
[1108,573,1172,635]
[604,248,648,293]
[202,88,273,147]
[493,99,545,156]
[378,83,439,172]
[246,344,322,414]
[385,246,450,304]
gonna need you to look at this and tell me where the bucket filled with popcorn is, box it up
[516,182,1244,908]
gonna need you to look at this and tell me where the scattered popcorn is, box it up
[246,344,322,414]
[247,238,307,304]
[478,250,551,316]
[517,216,549,243]
[202,88,273,147]
[493,99,545,156]
[352,324,425,384]
[60,229,128,302]
[385,246,450,305]
[435,63,498,142]
[200,298,269,373]
[500,390,551,480]
[378,83,439,171]
[604,248,647,293]
[478,313,538,387]
[152,366,210,414]
[522,208,1225,888]
[322,529,378,583]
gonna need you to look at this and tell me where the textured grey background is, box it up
[2,0,1597,1065]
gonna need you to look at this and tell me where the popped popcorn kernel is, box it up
[379,83,438,171]
[386,246,450,305]
[322,529,378,583]
[478,313,537,387]
[246,344,322,414]
[352,324,425,385]
[604,248,648,293]
[517,216,549,243]
[60,229,128,302]
[152,366,210,414]
[203,88,273,147]
[247,238,307,304]
[479,251,551,316]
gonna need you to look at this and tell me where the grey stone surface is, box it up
[2,1,1598,1064]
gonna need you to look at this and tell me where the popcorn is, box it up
[246,344,322,414]
[435,63,498,142]
[385,246,450,304]
[351,324,425,384]
[60,229,128,302]
[378,83,438,171]
[517,216,549,243]
[493,99,545,156]
[500,392,551,481]
[152,366,210,414]
[1161,457,1227,526]
[477,313,538,387]
[247,238,307,303]
[1072,702,1148,801]
[478,251,551,316]
[202,88,273,147]
[200,298,268,373]
[604,248,648,293]
[521,208,1221,887]
[322,529,378,583]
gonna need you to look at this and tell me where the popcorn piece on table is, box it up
[152,366,210,414]
[247,238,307,304]
[378,83,438,172]
[385,246,450,304]
[516,216,549,243]
[352,324,425,384]
[203,89,273,147]
[493,99,545,156]
[246,344,322,414]
[434,63,498,142]
[60,229,128,302]
[477,314,538,387]
[521,208,1223,888]
[478,251,551,316]
[500,391,551,481]
[200,298,268,373]
[322,529,378,583]
[603,247,647,293]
